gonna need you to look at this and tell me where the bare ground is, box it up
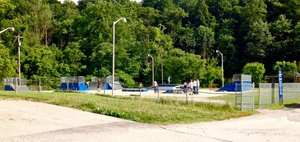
[0,100,300,142]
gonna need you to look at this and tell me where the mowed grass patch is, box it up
[0,91,257,125]
[262,97,300,110]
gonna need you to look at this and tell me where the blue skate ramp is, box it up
[218,81,251,92]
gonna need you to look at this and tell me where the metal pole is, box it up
[241,79,243,110]
[39,79,41,92]
[17,34,21,82]
[157,86,159,100]
[104,83,106,95]
[252,83,255,110]
[259,83,261,108]
[221,53,224,87]
[235,83,237,107]
[0,27,14,34]
[112,23,115,96]
[186,87,188,104]
[161,47,163,84]
[111,18,126,96]
[152,57,154,85]
[15,78,18,94]
[140,86,141,96]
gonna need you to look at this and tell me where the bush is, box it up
[242,62,265,86]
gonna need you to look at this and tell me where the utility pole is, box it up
[112,18,126,96]
[216,50,224,87]
[147,54,154,84]
[160,43,164,84]
[16,34,23,83]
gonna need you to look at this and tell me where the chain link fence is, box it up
[27,79,61,91]
[259,83,272,107]
[259,83,300,107]
[235,83,255,110]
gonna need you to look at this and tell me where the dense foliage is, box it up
[242,62,265,85]
[1,0,300,85]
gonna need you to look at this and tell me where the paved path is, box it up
[1,100,300,142]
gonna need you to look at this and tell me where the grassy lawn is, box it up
[0,91,257,125]
[263,97,300,110]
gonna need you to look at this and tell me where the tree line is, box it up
[0,0,299,86]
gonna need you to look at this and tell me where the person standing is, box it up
[97,78,102,92]
[153,80,158,93]
[197,79,200,95]
[193,79,197,95]
[183,81,187,94]
[189,79,193,95]
[168,75,171,84]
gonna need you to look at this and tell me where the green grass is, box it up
[0,91,257,125]
[262,97,300,110]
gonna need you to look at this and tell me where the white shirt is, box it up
[190,82,193,88]
[193,81,197,87]
[197,80,200,87]
[153,81,157,87]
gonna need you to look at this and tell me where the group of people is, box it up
[183,79,200,95]
[85,78,103,92]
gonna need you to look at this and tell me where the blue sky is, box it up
[57,0,142,4]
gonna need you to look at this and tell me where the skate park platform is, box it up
[101,76,124,90]
[122,89,148,92]
[60,76,90,91]
[4,78,31,92]
[149,84,180,91]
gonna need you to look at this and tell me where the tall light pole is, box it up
[16,34,23,82]
[216,50,224,87]
[0,27,14,34]
[112,18,126,96]
[147,54,154,84]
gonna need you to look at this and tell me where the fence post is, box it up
[241,80,243,110]
[235,83,237,107]
[104,83,106,95]
[259,83,261,108]
[252,82,255,110]
[186,87,188,104]
[15,78,18,94]
[157,86,160,101]
[140,86,141,96]
[39,79,41,92]
[269,84,272,105]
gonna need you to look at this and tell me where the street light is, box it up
[216,50,224,87]
[147,54,154,85]
[112,18,126,96]
[0,27,14,34]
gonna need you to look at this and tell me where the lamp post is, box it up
[112,18,126,96]
[0,27,14,34]
[216,50,224,87]
[147,54,154,84]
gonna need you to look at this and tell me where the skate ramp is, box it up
[104,82,124,90]
[5,85,30,91]
[218,81,251,92]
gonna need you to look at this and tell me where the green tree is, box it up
[273,61,297,72]
[244,20,273,61]
[203,58,221,85]
[242,62,265,85]
[194,25,215,58]
[0,44,17,83]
